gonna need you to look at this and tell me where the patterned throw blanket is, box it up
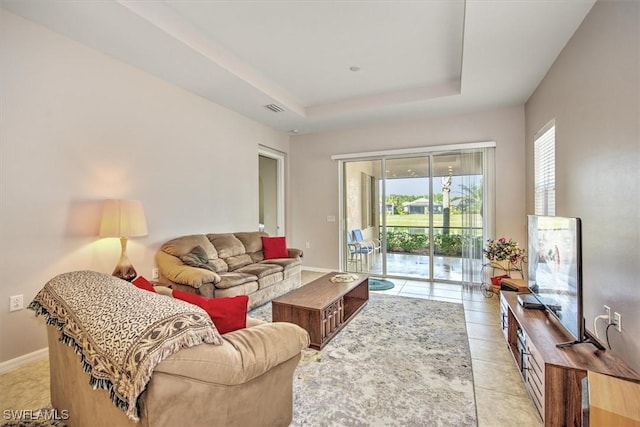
[29,271,222,421]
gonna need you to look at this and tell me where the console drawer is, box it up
[525,338,545,420]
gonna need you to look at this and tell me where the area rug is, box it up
[3,294,476,427]
[249,293,477,426]
[368,277,395,291]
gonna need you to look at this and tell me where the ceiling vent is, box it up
[263,103,285,113]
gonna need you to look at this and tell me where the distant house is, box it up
[385,203,395,214]
[402,198,443,214]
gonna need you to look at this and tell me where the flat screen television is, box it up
[526,215,604,349]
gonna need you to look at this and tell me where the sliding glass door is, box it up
[342,147,492,284]
[431,151,485,283]
[384,157,431,278]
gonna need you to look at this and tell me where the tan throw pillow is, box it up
[180,246,216,272]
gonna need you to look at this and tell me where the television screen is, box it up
[527,215,582,341]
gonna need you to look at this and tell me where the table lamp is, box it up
[99,199,148,281]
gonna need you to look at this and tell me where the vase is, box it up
[490,259,511,271]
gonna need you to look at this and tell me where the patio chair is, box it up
[353,229,381,256]
[347,231,374,272]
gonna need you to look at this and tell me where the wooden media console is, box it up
[500,292,640,426]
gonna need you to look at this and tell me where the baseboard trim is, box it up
[0,347,48,374]
[302,266,335,273]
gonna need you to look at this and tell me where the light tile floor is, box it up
[0,271,542,426]
[367,275,543,427]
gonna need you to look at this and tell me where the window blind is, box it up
[534,123,555,216]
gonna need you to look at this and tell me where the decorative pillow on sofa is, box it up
[179,245,217,272]
[262,236,289,260]
[172,290,248,334]
[132,276,156,293]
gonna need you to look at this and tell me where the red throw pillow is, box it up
[132,276,156,293]
[262,236,289,259]
[172,290,248,334]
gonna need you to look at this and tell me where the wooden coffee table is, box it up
[272,272,369,350]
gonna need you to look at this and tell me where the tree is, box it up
[441,176,451,235]
[451,184,483,215]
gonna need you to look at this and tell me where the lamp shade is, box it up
[99,199,148,238]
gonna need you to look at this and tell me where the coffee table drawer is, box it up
[272,298,346,349]
[322,299,344,342]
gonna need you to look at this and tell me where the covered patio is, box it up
[347,251,511,286]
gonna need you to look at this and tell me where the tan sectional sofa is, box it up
[156,231,303,309]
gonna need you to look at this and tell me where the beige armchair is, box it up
[48,319,309,427]
[35,271,310,427]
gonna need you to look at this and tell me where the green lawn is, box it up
[385,214,482,228]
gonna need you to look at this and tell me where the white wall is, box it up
[0,10,288,363]
[289,106,526,270]
[525,0,639,371]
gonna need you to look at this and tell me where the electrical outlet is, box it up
[152,268,159,280]
[614,312,622,332]
[305,242,311,249]
[9,295,23,312]
[604,305,611,323]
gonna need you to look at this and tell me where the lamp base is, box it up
[111,237,138,282]
[112,264,137,282]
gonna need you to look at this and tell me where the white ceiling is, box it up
[2,0,596,135]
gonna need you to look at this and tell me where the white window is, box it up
[534,122,555,216]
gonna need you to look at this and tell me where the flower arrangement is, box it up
[484,237,525,263]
